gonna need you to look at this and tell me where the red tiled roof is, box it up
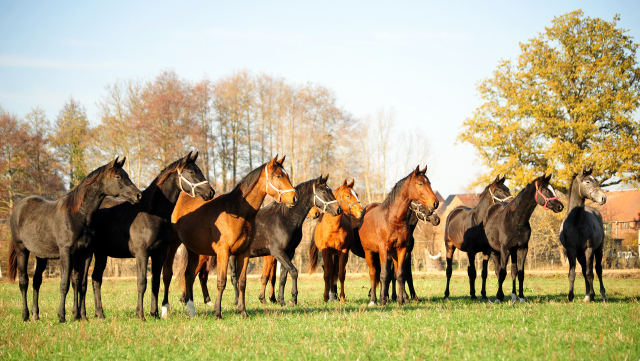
[594,189,640,223]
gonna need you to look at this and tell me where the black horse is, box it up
[186,175,341,306]
[91,152,214,320]
[559,168,607,302]
[484,174,564,303]
[8,158,141,322]
[444,176,512,300]
[352,201,437,302]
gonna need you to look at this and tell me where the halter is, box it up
[265,167,296,203]
[535,181,558,210]
[578,182,594,199]
[313,183,338,213]
[337,188,361,216]
[489,188,513,204]
[178,169,210,198]
[409,200,429,222]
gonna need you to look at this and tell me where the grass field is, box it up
[0,271,639,360]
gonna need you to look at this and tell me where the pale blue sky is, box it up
[1,1,638,196]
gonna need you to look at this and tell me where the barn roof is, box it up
[595,189,640,223]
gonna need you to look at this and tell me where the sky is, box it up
[1,0,639,197]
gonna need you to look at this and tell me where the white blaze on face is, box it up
[547,184,558,197]
[351,189,360,202]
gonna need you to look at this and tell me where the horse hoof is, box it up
[511,293,517,302]
[470,295,478,300]
[59,316,66,323]
[241,311,248,319]
[493,299,501,304]
[481,296,489,301]
[368,301,376,307]
[328,292,335,302]
[33,314,39,321]
[161,304,170,319]
[519,298,526,304]
[278,300,285,307]
[288,299,296,307]
[259,297,266,304]
[186,301,196,317]
[205,301,214,308]
[583,296,591,303]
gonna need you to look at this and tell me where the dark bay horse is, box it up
[444,176,512,300]
[8,158,141,322]
[163,156,297,319]
[484,174,564,303]
[185,175,341,306]
[359,166,439,306]
[309,179,364,303]
[559,168,607,302]
[91,152,214,320]
[259,206,322,304]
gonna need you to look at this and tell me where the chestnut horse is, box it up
[359,166,439,306]
[309,179,364,302]
[484,174,564,303]
[162,155,297,319]
[444,176,512,300]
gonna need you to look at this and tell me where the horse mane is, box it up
[61,163,117,214]
[143,158,184,209]
[231,163,267,198]
[381,174,410,210]
[567,173,579,201]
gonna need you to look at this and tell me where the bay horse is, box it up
[184,175,341,306]
[358,166,439,306]
[559,168,607,302]
[91,152,215,320]
[162,155,297,319]
[444,176,512,300]
[8,157,141,322]
[386,201,440,302]
[484,174,564,303]
[258,205,322,304]
[308,179,364,303]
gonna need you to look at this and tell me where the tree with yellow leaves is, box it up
[459,10,640,192]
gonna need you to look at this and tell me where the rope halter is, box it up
[489,188,513,204]
[178,169,210,198]
[313,183,338,213]
[265,166,296,203]
[338,188,362,217]
[409,200,429,222]
[535,181,558,210]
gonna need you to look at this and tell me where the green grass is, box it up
[0,274,639,360]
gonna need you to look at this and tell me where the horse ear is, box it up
[586,168,593,175]
[190,151,199,162]
[420,165,427,174]
[348,179,355,188]
[277,155,286,165]
[545,173,552,181]
[343,179,348,187]
[108,157,119,168]
[413,166,420,176]
[494,175,500,183]
[323,174,330,183]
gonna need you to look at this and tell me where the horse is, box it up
[259,206,321,304]
[162,155,297,319]
[358,166,439,306]
[385,201,440,302]
[183,175,341,307]
[308,179,364,303]
[8,157,141,322]
[443,176,512,300]
[559,168,607,302]
[484,174,564,303]
[91,152,215,320]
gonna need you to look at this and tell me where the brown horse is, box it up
[259,205,321,303]
[162,155,297,319]
[309,180,364,302]
[359,166,438,306]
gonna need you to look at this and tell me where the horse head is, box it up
[177,151,215,201]
[104,157,142,204]
[308,205,321,219]
[312,174,341,216]
[335,179,364,219]
[408,165,439,212]
[534,174,564,213]
[488,175,512,204]
[265,155,298,207]
[575,168,607,205]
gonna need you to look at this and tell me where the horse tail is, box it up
[8,241,17,282]
[309,239,319,275]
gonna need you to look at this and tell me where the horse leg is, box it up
[277,268,289,306]
[258,257,272,304]
[135,252,149,320]
[379,248,390,306]
[495,248,509,303]
[516,247,528,303]
[444,244,455,299]
[15,246,30,322]
[78,253,92,320]
[364,250,378,306]
[338,251,349,303]
[467,251,478,300]
[576,250,589,302]
[406,253,418,301]
[321,249,334,302]
[388,260,396,302]
[480,253,490,301]
[32,257,47,321]
[199,256,212,305]
[510,248,518,303]
[213,250,230,319]
[595,245,607,301]
[269,260,277,303]
[229,255,239,306]
[584,248,595,302]
[72,254,87,321]
[235,250,250,318]
[271,248,298,306]
[58,249,71,323]
[567,248,577,301]
[161,235,182,317]
[182,255,207,305]
[332,254,339,297]
[92,254,108,319]
[395,247,409,305]
[184,249,200,318]
[149,251,167,318]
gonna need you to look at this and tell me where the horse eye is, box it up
[115,175,121,180]
[276,175,282,179]
[418,183,424,186]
